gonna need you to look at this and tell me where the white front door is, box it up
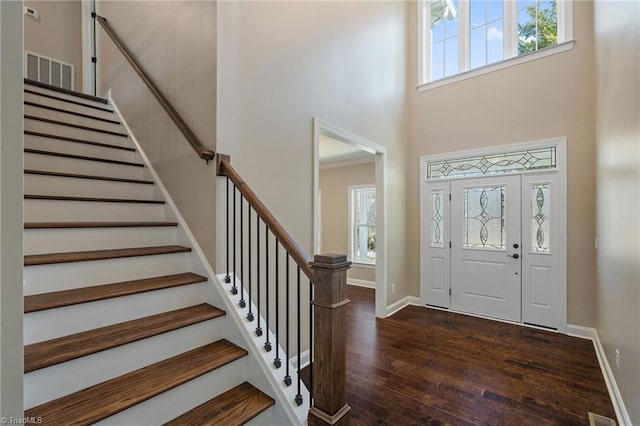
[450,175,522,322]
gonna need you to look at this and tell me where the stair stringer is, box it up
[109,92,307,425]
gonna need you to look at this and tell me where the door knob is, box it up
[513,243,519,249]
[507,253,520,259]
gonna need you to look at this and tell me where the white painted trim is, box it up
[313,118,388,319]
[347,183,376,266]
[319,156,375,170]
[289,350,311,371]
[347,278,376,289]
[81,0,95,95]
[385,296,421,318]
[109,94,305,426]
[351,262,375,270]
[419,137,568,333]
[419,41,574,91]
[566,325,632,426]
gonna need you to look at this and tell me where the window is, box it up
[349,185,376,265]
[419,0,573,85]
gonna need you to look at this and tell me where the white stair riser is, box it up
[24,252,190,295]
[24,152,144,180]
[24,174,154,201]
[245,407,276,426]
[25,134,137,163]
[24,226,177,255]
[24,199,165,222]
[25,119,131,148]
[25,104,125,134]
[24,317,226,409]
[25,283,208,344]
[24,85,113,110]
[95,358,248,426]
[25,92,116,121]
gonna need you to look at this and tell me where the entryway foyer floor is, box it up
[343,286,615,425]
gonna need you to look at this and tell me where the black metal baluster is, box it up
[264,225,272,352]
[231,186,238,295]
[247,208,254,322]
[274,240,281,368]
[284,254,291,386]
[239,195,246,308]
[256,215,262,337]
[295,267,303,406]
[224,177,231,284]
[309,277,313,407]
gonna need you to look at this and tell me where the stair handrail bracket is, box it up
[309,254,352,426]
[94,14,215,163]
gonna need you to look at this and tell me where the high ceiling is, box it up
[318,134,374,166]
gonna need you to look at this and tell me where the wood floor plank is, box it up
[24,272,206,313]
[24,221,177,229]
[24,245,190,266]
[163,382,275,426]
[25,304,225,372]
[303,286,617,425]
[24,340,247,425]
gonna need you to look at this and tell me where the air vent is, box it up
[25,51,74,90]
[589,412,617,426]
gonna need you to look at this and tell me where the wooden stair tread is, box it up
[24,245,191,266]
[24,148,144,167]
[25,115,128,137]
[25,221,177,229]
[24,304,225,372]
[24,79,109,104]
[24,272,205,313]
[164,382,275,426]
[25,101,121,124]
[24,194,164,204]
[25,130,134,152]
[25,169,153,184]
[25,340,248,425]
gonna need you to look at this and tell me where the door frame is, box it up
[419,137,567,333]
[312,118,388,318]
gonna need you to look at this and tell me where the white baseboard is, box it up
[567,324,632,426]
[347,278,375,289]
[385,296,420,317]
[290,350,311,371]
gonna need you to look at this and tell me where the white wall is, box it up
[217,0,408,306]
[0,0,24,417]
[594,0,640,422]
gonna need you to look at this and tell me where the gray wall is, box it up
[0,0,24,417]
[594,0,640,422]
[97,1,218,265]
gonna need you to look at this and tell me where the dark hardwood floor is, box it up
[341,286,615,425]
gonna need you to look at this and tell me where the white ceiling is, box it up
[318,134,374,166]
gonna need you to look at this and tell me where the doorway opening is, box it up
[313,119,388,318]
[420,138,567,331]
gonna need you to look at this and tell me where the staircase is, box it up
[22,80,276,425]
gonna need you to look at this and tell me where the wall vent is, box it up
[589,412,617,426]
[25,51,74,90]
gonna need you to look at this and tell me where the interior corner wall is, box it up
[593,0,640,422]
[24,0,83,90]
[96,1,217,265]
[406,1,598,327]
[0,0,24,417]
[320,163,376,283]
[217,1,409,306]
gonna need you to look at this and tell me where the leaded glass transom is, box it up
[431,190,444,247]
[531,183,550,252]
[464,186,505,250]
[427,146,556,179]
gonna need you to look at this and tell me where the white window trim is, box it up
[417,0,574,90]
[348,184,376,266]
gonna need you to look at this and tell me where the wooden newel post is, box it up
[308,254,351,426]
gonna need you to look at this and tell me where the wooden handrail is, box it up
[217,156,314,281]
[95,15,215,162]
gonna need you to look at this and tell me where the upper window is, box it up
[349,185,376,265]
[420,0,572,86]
